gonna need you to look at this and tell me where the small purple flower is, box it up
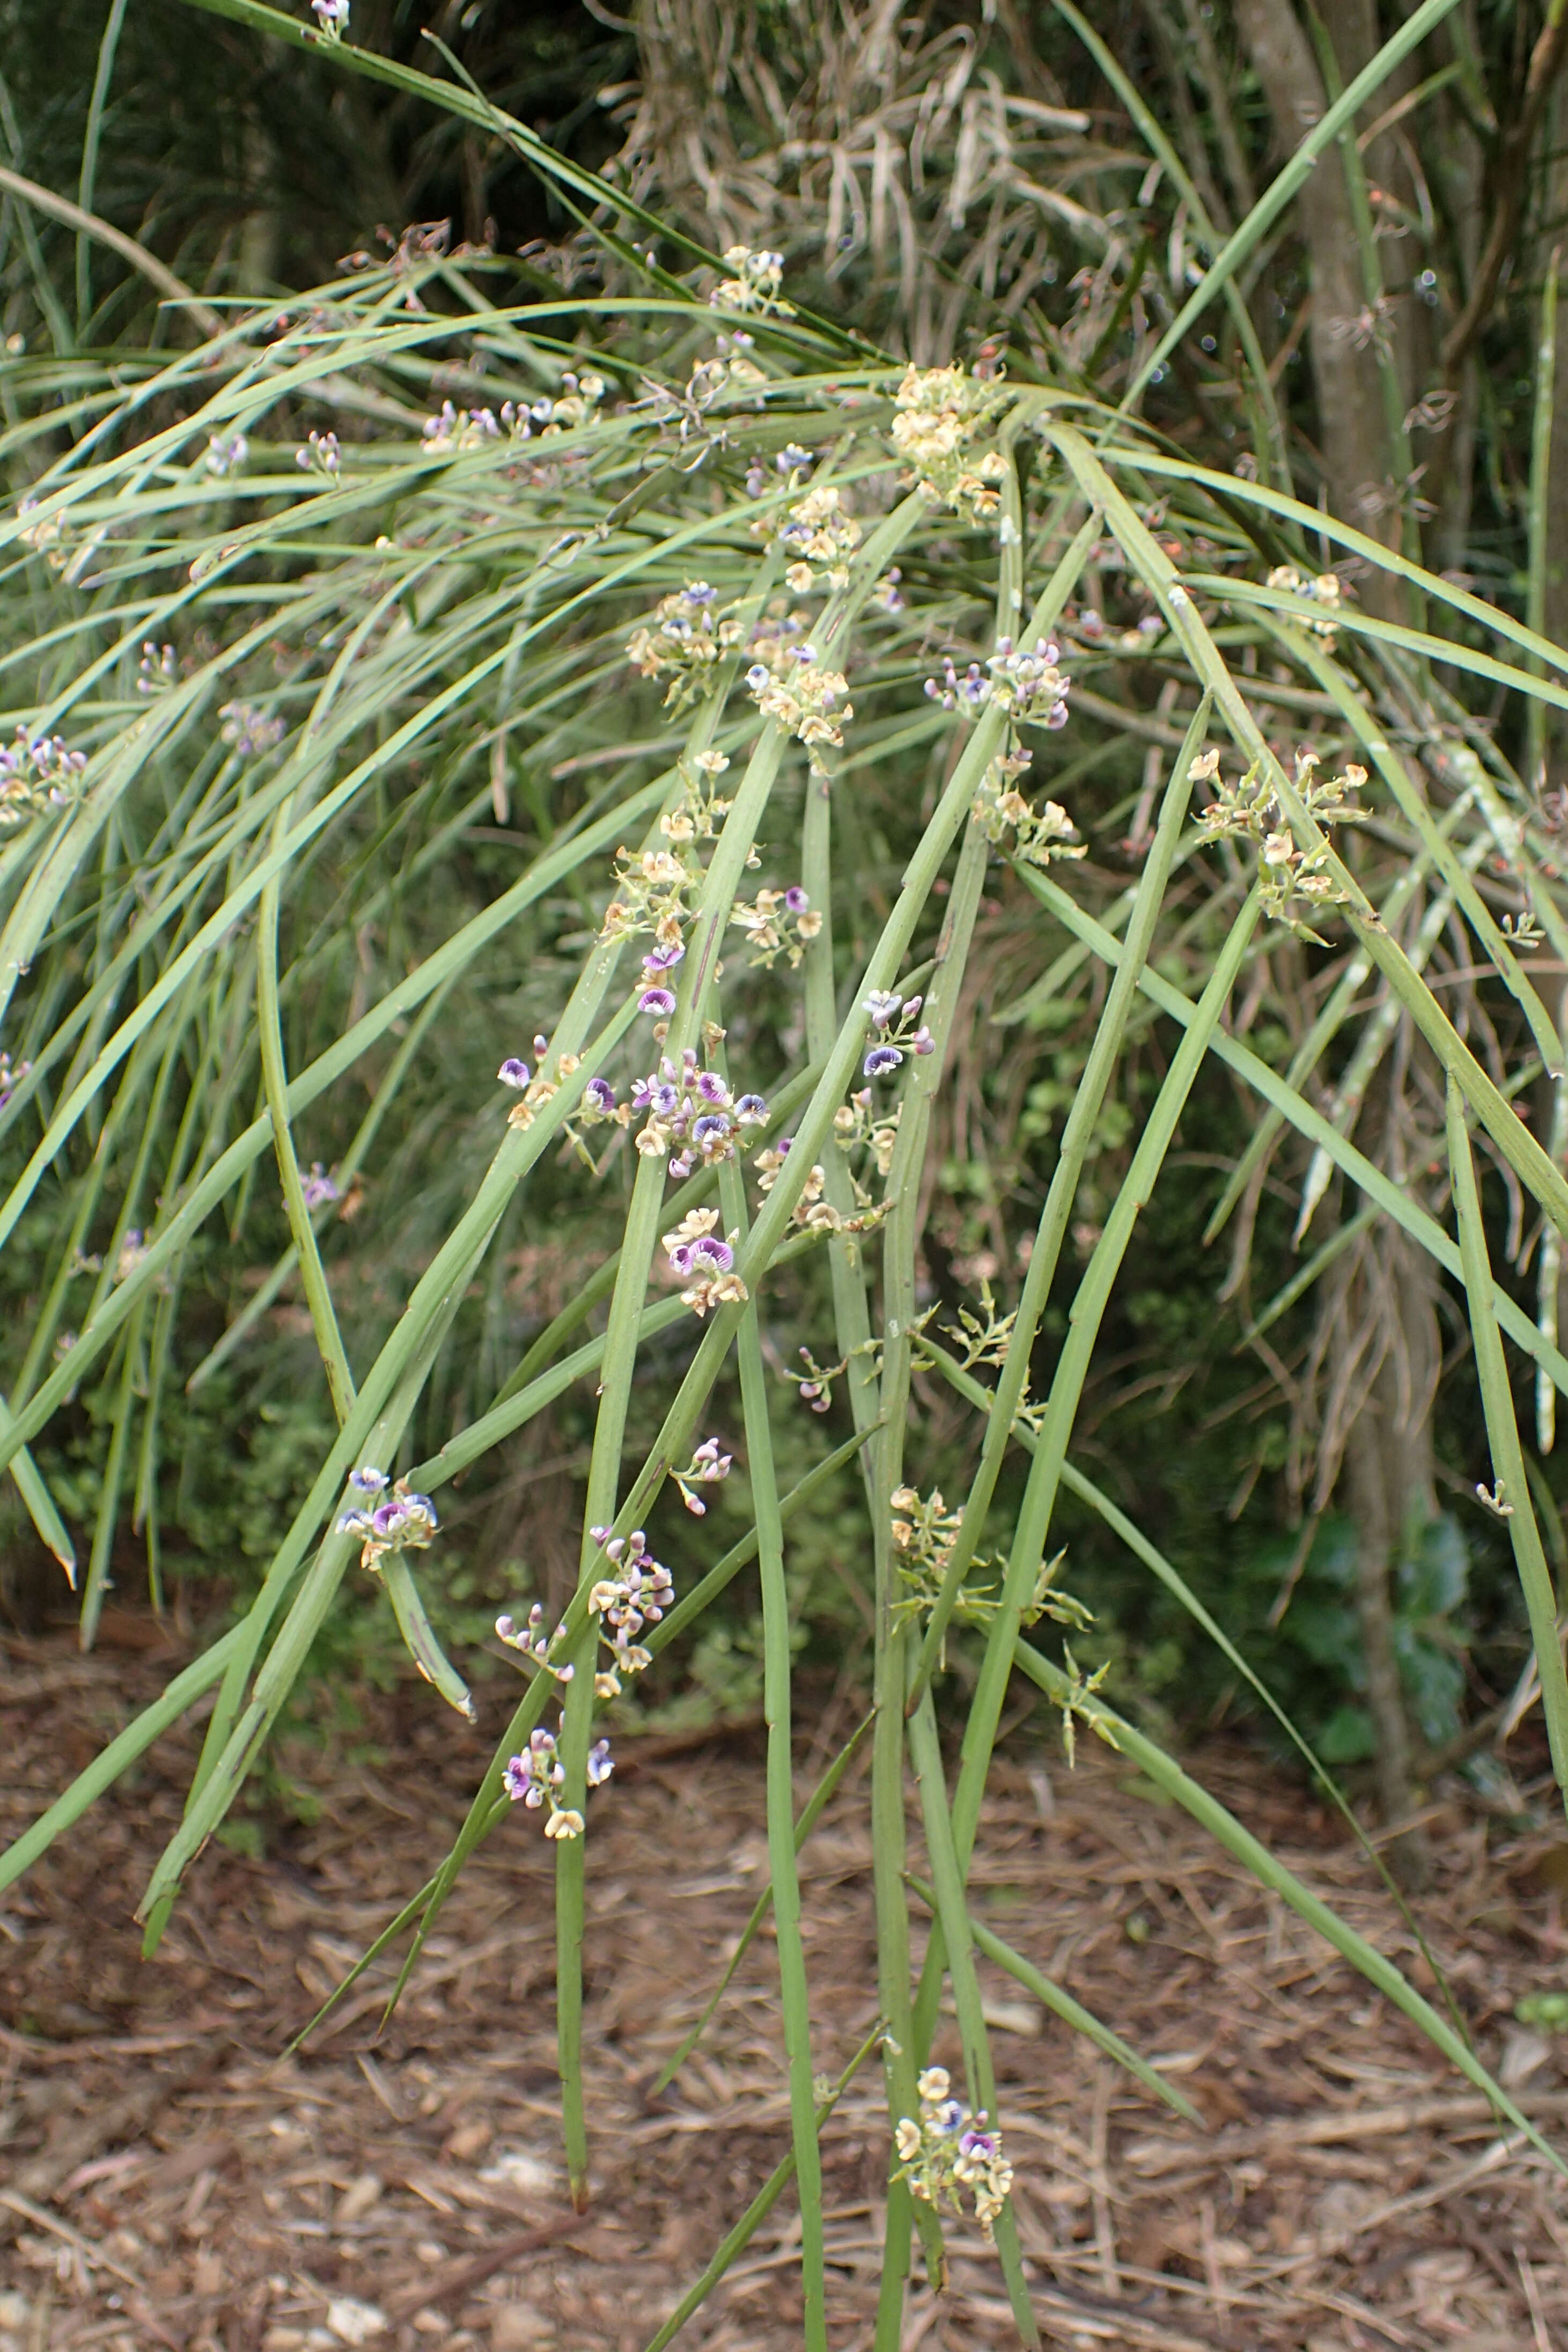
[777,445,813,473]
[651,1081,680,1115]
[692,1112,732,1147]
[587,1739,614,1786]
[668,1151,694,1179]
[584,1077,617,1114]
[959,2126,998,2159]
[371,1499,409,1538]
[911,1027,934,1055]
[639,987,676,1017]
[301,1162,339,1209]
[746,663,771,689]
[498,1057,531,1089]
[864,1045,903,1079]
[503,1756,532,1803]
[693,1236,735,1272]
[695,1071,730,1104]
[682,581,717,606]
[735,1093,768,1123]
[643,942,684,973]
[350,1467,389,1494]
[934,2099,966,2135]
[336,1508,372,1536]
[666,1243,695,1278]
[784,886,809,914]
[865,991,902,1027]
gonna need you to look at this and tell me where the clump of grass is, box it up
[5,9,1568,2343]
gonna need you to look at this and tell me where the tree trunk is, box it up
[1341,1237,1438,1887]
[1234,0,1402,616]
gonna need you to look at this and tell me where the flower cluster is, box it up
[890,364,1012,518]
[925,636,1070,732]
[745,443,815,496]
[1266,564,1343,643]
[219,701,286,756]
[627,582,743,710]
[1071,604,1166,656]
[205,431,247,476]
[498,1036,584,1131]
[894,2068,1013,2243]
[502,1722,612,1842]
[645,341,768,459]
[833,1090,901,1183]
[728,884,821,969]
[862,990,934,1082]
[770,484,862,594]
[787,1342,849,1413]
[587,1524,675,1695]
[890,1483,997,1630]
[17,495,101,584]
[659,748,735,850]
[497,1602,573,1684]
[0,727,87,832]
[423,371,606,454]
[1194,746,1366,940]
[633,1052,769,1178]
[296,429,341,477]
[601,843,698,951]
[134,641,175,697]
[972,748,1085,866]
[662,1207,748,1317]
[710,246,792,315]
[745,644,852,772]
[422,376,606,457]
[335,1467,439,1572]
[673,1436,732,1516]
[301,1162,340,1209]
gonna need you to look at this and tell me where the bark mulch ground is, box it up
[6,1614,1568,2351]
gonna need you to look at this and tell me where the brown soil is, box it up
[5,1615,1568,2352]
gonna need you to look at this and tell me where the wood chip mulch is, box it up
[6,1614,1568,2351]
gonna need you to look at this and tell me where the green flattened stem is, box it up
[1048,423,1568,1244]
[944,892,1262,1897]
[1023,876,1568,1400]
[1446,1078,1568,1810]
[0,1625,247,1898]
[257,836,358,1425]
[1529,258,1560,792]
[277,1436,873,2055]
[0,774,676,1485]
[722,1150,827,2352]
[652,1713,872,2096]
[904,1874,1198,2123]
[907,1690,1040,2346]
[640,2026,886,2352]
[909,691,1207,1708]
[1009,1638,1566,2178]
[135,981,642,1930]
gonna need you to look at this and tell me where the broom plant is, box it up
[7,6,1568,2341]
